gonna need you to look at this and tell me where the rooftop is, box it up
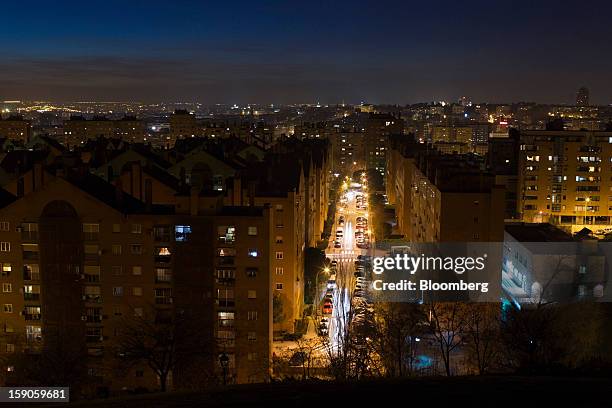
[505,222,574,242]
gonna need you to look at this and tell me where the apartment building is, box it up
[431,126,472,144]
[503,223,607,305]
[364,113,404,175]
[226,157,306,334]
[0,116,31,144]
[0,171,273,392]
[518,130,612,233]
[63,116,146,147]
[387,135,505,242]
[169,110,273,149]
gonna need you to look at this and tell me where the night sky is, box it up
[2,0,612,104]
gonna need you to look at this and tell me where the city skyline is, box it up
[2,1,612,104]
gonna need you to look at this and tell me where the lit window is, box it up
[247,311,258,320]
[155,268,172,282]
[0,242,10,252]
[133,287,142,296]
[83,266,100,282]
[248,290,256,299]
[248,249,259,258]
[276,252,284,259]
[1,263,11,276]
[131,224,142,234]
[112,224,121,233]
[276,283,283,290]
[0,222,9,231]
[112,244,122,255]
[2,283,11,293]
[218,312,235,327]
[218,226,236,244]
[248,226,258,236]
[82,223,99,240]
[113,287,123,296]
[132,266,142,275]
[275,267,284,275]
[156,247,171,256]
[3,304,13,313]
[84,244,99,256]
[247,332,257,342]
[175,225,192,242]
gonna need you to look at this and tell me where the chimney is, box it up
[16,177,24,198]
[248,181,255,207]
[179,167,186,187]
[33,163,43,192]
[114,179,124,208]
[145,178,152,212]
[233,177,242,205]
[131,162,142,200]
[190,186,199,216]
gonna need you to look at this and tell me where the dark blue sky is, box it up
[1,0,612,104]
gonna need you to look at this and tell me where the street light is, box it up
[219,352,229,386]
[315,267,330,310]
[585,197,590,227]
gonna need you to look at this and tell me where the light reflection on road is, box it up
[325,181,370,353]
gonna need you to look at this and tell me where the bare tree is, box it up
[428,302,468,376]
[293,336,321,380]
[114,306,212,392]
[464,303,501,375]
[373,303,425,377]
[319,261,378,380]
[499,254,602,373]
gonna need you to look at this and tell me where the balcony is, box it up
[83,295,103,303]
[83,232,99,241]
[85,315,102,323]
[20,231,38,242]
[217,257,235,267]
[216,277,235,286]
[24,293,40,302]
[156,253,172,263]
[86,334,103,343]
[217,299,235,308]
[22,251,39,261]
[153,227,172,242]
[23,271,40,281]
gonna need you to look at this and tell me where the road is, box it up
[322,175,372,352]
[273,174,372,364]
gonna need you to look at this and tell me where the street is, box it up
[322,173,373,351]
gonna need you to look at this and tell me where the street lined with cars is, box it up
[318,173,375,351]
